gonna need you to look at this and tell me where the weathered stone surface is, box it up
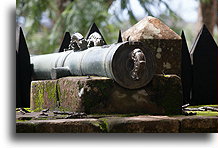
[16,119,103,133]
[179,116,218,133]
[107,116,180,133]
[16,122,35,133]
[122,16,182,75]
[57,77,114,113]
[149,74,182,115]
[16,114,218,133]
[30,75,182,115]
[30,80,57,111]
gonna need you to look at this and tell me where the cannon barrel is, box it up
[31,41,156,89]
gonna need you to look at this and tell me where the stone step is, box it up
[16,114,218,133]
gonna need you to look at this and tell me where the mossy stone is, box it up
[30,80,57,112]
[30,75,182,115]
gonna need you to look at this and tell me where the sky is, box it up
[167,0,198,23]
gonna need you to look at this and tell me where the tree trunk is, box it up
[197,0,217,35]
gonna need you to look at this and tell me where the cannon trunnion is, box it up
[31,42,156,89]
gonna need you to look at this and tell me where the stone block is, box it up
[30,75,182,115]
[16,114,218,133]
[16,119,103,133]
[57,77,114,113]
[16,122,35,133]
[30,80,57,111]
[150,74,182,115]
[122,16,182,75]
[180,116,218,133]
[107,116,180,133]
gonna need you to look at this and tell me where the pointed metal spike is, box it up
[18,27,29,55]
[181,31,190,59]
[17,27,32,107]
[180,30,192,105]
[191,24,218,56]
[117,30,123,43]
[16,49,21,107]
[191,25,218,105]
[190,26,204,54]
[85,23,107,45]
[59,32,71,52]
[85,23,98,38]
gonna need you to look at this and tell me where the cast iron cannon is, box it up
[31,41,156,89]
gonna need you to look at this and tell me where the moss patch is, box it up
[98,118,109,132]
[31,82,44,112]
[186,105,218,116]
[16,108,32,113]
[186,111,218,116]
[31,81,58,112]
[188,105,218,108]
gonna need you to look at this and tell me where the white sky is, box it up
[169,0,198,22]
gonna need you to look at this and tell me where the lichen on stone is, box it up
[156,53,161,59]
[163,62,172,69]
[31,82,44,112]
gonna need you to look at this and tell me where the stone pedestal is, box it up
[30,75,182,115]
[122,16,182,75]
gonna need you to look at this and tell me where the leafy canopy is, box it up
[16,0,182,54]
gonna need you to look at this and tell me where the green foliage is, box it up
[52,0,118,48]
[16,0,183,54]
[16,0,119,54]
[200,0,212,3]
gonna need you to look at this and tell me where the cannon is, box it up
[31,23,156,89]
[31,41,156,89]
[16,24,156,107]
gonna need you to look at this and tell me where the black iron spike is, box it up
[17,27,32,107]
[191,25,218,105]
[117,30,123,43]
[18,27,30,55]
[190,25,204,54]
[181,30,192,105]
[16,49,21,107]
[85,23,107,45]
[58,32,71,52]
